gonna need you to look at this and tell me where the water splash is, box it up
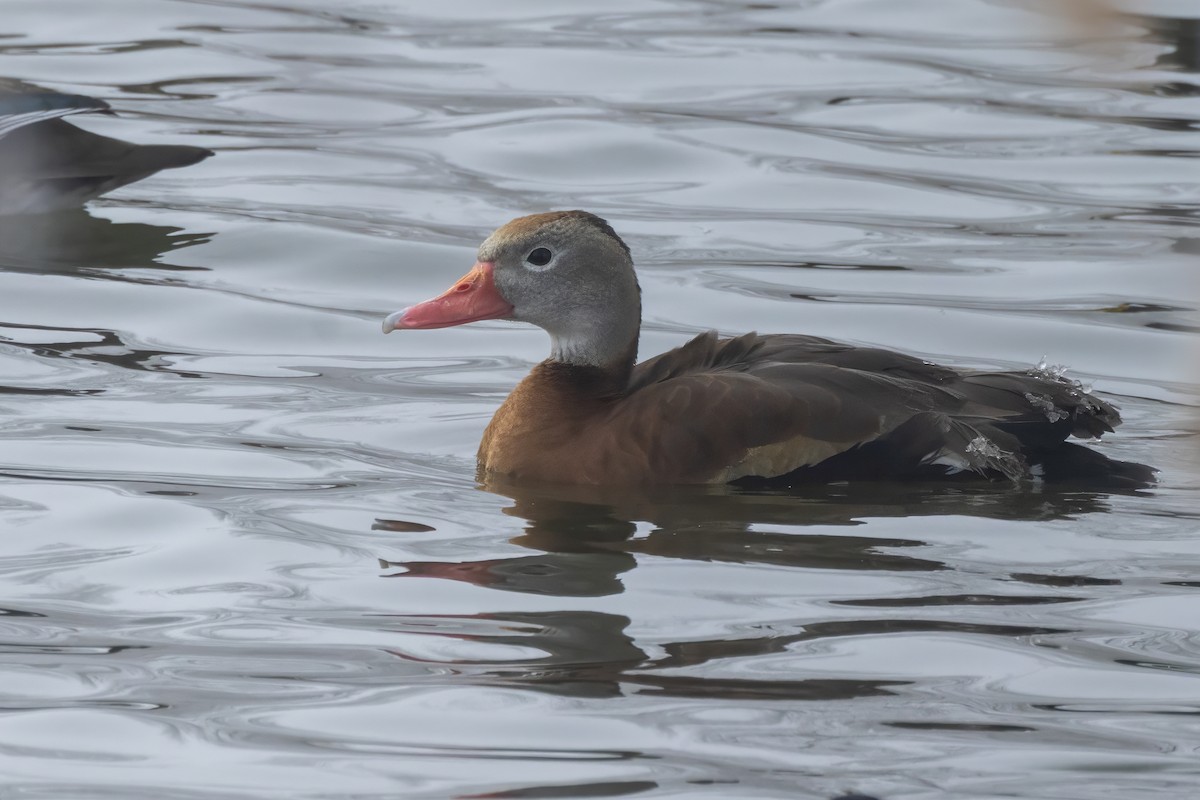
[1029,356,1070,381]
[1024,391,1070,423]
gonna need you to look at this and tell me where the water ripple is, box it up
[0,1,1198,799]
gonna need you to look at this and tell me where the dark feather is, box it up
[0,80,211,214]
[617,331,1149,486]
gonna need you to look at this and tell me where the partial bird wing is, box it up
[0,80,211,215]
[618,332,1120,483]
[0,81,111,140]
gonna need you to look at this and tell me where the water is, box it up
[1,1,1198,798]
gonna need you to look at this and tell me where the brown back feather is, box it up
[615,331,1126,483]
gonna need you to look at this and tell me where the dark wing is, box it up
[0,81,211,215]
[0,80,111,139]
[617,331,1126,483]
[629,331,960,389]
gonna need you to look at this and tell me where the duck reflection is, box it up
[1140,12,1200,74]
[380,477,1126,599]
[389,552,635,598]
[379,608,910,702]
[376,480,1096,702]
[0,209,214,385]
[0,208,211,277]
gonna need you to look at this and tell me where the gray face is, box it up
[475,212,641,366]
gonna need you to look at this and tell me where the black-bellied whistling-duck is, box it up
[0,79,211,215]
[384,211,1154,487]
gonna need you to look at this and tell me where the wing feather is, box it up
[613,331,1125,483]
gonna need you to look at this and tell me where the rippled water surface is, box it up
[2,1,1199,798]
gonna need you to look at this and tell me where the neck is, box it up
[546,317,639,387]
[550,328,636,367]
[545,294,641,377]
[539,341,635,396]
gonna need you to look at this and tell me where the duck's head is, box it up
[384,211,641,370]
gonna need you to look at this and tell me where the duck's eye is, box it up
[525,247,553,268]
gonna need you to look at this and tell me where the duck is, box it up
[0,79,211,215]
[384,210,1154,488]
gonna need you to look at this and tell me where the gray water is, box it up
[1,1,1198,798]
